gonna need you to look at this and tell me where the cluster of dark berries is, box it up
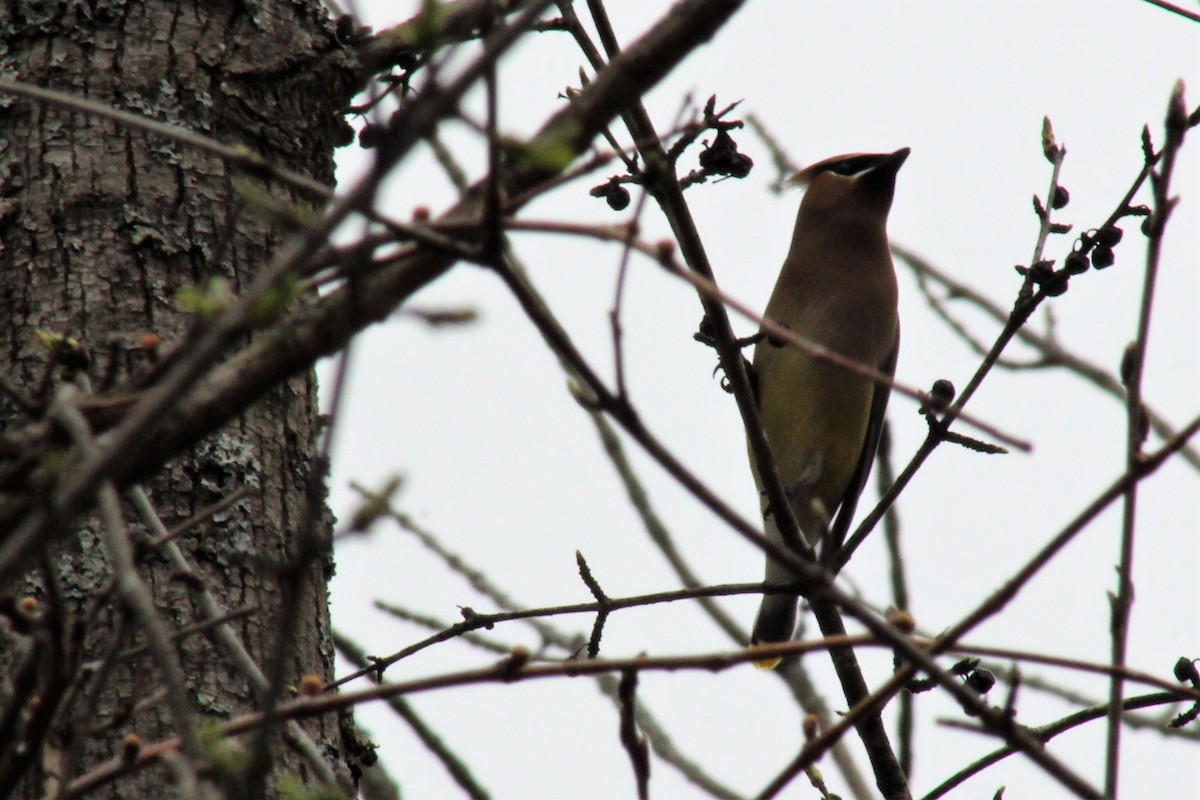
[1076,223,1125,271]
[1018,222,1132,298]
[698,128,753,179]
[1018,173,1152,298]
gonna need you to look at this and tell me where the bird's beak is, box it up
[873,147,911,175]
[860,147,910,189]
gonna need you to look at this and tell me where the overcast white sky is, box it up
[324,3,1199,798]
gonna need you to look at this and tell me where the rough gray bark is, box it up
[0,1,356,797]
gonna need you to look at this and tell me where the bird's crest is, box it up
[788,152,902,186]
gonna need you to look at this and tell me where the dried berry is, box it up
[359,124,387,149]
[1051,186,1070,209]
[726,151,754,179]
[589,180,632,211]
[1174,657,1200,685]
[951,657,981,677]
[966,668,996,694]
[1092,246,1116,269]
[606,184,631,211]
[1094,226,1123,247]
[1064,251,1090,274]
[930,379,956,406]
[699,129,754,178]
[1042,270,1070,296]
[1029,260,1054,281]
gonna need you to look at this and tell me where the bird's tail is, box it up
[750,593,798,670]
[748,509,804,669]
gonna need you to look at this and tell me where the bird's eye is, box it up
[825,155,876,177]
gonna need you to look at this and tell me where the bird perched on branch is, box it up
[748,148,909,668]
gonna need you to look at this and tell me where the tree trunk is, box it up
[0,1,355,796]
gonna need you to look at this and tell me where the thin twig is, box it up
[933,407,1200,662]
[0,0,559,584]
[334,579,775,688]
[837,128,1165,571]
[503,217,1030,452]
[587,412,748,642]
[892,244,1200,472]
[574,0,811,572]
[49,388,205,772]
[1138,0,1200,23]
[618,668,651,799]
[128,487,338,785]
[921,692,1182,800]
[760,406,1200,799]
[493,226,1106,798]
[1105,81,1189,799]
[362,515,753,800]
[334,631,491,800]
[877,422,913,776]
[0,78,332,201]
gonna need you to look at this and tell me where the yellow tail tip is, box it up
[749,642,783,669]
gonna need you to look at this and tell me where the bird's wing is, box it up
[826,323,899,556]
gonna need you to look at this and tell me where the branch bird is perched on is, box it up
[749,148,909,669]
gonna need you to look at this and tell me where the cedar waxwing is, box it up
[749,148,908,667]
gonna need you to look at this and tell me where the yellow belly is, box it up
[752,345,875,534]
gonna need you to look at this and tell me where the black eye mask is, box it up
[823,154,883,177]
